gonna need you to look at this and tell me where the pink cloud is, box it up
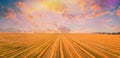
[86,11,112,19]
[15,2,25,9]
[24,14,37,26]
[106,25,120,32]
[90,3,101,11]
[4,8,19,24]
[116,7,120,16]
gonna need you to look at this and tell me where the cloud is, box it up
[116,7,120,16]
[58,26,71,33]
[86,10,112,19]
[99,0,119,9]
[77,0,87,12]
[4,8,19,24]
[20,13,38,26]
[100,19,112,23]
[62,13,74,20]
[0,0,119,33]
[90,3,101,11]
[4,8,16,19]
[41,0,67,13]
[106,25,120,32]
[15,2,25,9]
[115,27,120,31]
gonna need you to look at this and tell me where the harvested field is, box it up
[0,33,120,58]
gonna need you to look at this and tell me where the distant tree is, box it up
[117,32,120,34]
[95,32,120,35]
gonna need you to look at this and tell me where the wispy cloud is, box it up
[0,0,120,32]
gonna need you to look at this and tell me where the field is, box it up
[0,33,120,58]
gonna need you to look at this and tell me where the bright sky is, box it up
[0,0,120,33]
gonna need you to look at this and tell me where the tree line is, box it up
[94,32,120,35]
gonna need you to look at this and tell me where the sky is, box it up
[0,0,120,33]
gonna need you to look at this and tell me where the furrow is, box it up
[8,41,42,58]
[87,41,120,58]
[36,40,55,58]
[71,39,109,58]
[63,36,83,58]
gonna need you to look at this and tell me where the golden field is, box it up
[0,33,120,58]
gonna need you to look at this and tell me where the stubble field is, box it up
[0,33,120,58]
